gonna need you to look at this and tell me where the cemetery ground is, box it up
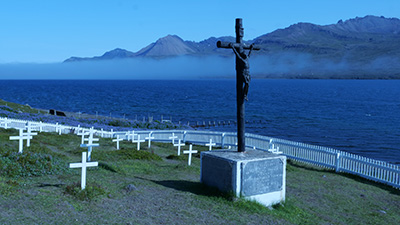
[0,128,399,224]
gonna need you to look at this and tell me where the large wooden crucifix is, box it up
[217,18,260,152]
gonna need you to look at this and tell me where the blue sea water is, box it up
[0,79,399,163]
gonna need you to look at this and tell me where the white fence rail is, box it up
[1,117,399,189]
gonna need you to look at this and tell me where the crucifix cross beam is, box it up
[216,41,260,50]
[216,18,260,153]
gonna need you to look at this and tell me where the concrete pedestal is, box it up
[200,149,286,207]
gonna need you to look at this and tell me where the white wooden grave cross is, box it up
[205,139,216,151]
[0,118,11,129]
[9,129,32,153]
[77,128,89,145]
[183,144,198,166]
[80,141,100,161]
[132,135,145,150]
[38,121,43,132]
[127,130,137,142]
[268,139,282,154]
[169,132,178,145]
[69,152,98,190]
[125,131,130,141]
[110,129,114,138]
[174,139,185,156]
[55,123,62,135]
[145,132,155,148]
[81,128,99,161]
[25,122,38,147]
[112,135,123,150]
[84,128,99,145]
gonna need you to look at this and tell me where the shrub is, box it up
[166,154,186,161]
[0,150,67,177]
[107,120,131,127]
[0,179,17,196]
[64,182,107,201]
[113,149,162,161]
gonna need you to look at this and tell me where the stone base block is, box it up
[200,149,286,207]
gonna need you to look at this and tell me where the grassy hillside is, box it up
[1,99,399,224]
[0,99,187,132]
[0,128,399,224]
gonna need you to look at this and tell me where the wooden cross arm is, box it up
[217,41,260,50]
[69,162,98,168]
[80,143,100,147]
[10,136,32,140]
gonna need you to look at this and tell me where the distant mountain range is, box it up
[64,15,400,79]
[64,35,236,61]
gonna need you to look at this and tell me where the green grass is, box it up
[0,127,399,224]
[64,182,107,201]
[94,148,162,161]
[0,99,47,114]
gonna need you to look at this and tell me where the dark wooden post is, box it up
[235,18,246,152]
[216,18,260,152]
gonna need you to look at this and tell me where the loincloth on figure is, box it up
[243,69,251,84]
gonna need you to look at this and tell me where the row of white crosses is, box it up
[9,122,38,153]
[168,133,201,166]
[72,129,155,190]
[7,123,205,189]
[7,122,207,188]
[112,131,150,151]
[69,130,198,191]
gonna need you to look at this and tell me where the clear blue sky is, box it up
[0,0,399,63]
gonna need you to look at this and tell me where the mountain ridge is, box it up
[65,15,400,62]
[63,15,400,79]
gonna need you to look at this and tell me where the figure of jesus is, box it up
[229,43,254,101]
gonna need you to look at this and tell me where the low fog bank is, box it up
[252,53,400,79]
[0,56,233,80]
[0,54,399,79]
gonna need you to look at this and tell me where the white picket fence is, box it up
[1,117,399,189]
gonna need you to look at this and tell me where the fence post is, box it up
[183,131,187,143]
[221,133,225,149]
[335,153,341,172]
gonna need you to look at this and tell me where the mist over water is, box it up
[251,54,400,79]
[1,54,399,79]
[0,56,233,79]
